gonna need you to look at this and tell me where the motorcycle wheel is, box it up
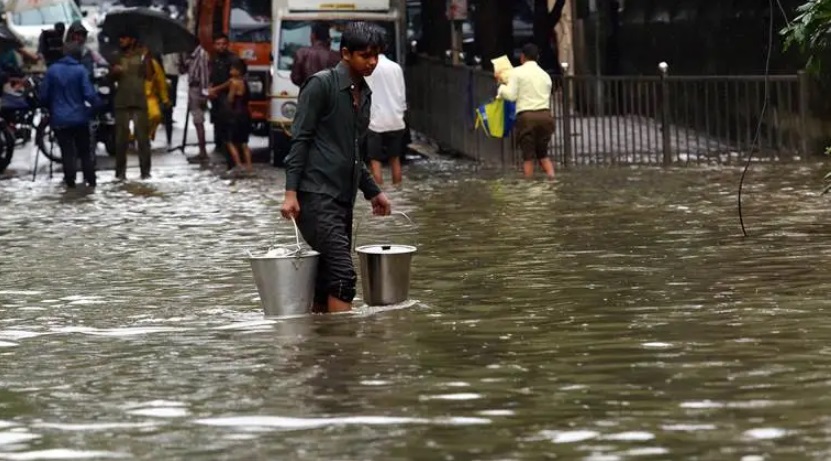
[0,124,15,174]
[103,129,115,157]
[35,117,61,163]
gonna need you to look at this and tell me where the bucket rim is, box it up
[247,250,320,260]
[356,244,417,255]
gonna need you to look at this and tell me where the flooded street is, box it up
[2,159,831,460]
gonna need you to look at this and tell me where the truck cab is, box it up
[269,0,406,167]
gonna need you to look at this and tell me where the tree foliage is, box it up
[781,0,831,74]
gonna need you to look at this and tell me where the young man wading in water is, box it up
[281,22,392,314]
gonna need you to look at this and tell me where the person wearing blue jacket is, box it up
[40,42,101,188]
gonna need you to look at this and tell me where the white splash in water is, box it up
[0,431,39,446]
[194,415,490,430]
[420,393,482,401]
[33,422,158,431]
[642,342,673,349]
[477,409,515,416]
[539,430,600,444]
[601,431,655,441]
[0,449,129,459]
[743,427,788,440]
[52,326,190,337]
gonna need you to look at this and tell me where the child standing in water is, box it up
[226,59,252,174]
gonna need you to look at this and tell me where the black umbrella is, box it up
[0,24,23,55]
[100,7,197,56]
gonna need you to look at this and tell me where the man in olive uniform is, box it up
[111,29,152,180]
[207,33,234,168]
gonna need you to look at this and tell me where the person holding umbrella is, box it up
[111,29,153,180]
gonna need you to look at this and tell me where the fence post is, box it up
[798,70,810,159]
[659,62,672,166]
[561,62,572,167]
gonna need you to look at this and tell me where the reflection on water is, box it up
[2,161,831,459]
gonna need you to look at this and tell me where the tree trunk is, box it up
[420,0,450,57]
[474,0,514,70]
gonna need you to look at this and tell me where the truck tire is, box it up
[270,127,291,168]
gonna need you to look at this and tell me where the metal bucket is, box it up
[357,243,417,306]
[248,218,318,316]
[249,251,319,316]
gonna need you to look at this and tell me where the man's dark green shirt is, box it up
[285,62,381,204]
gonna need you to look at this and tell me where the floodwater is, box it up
[1,159,831,460]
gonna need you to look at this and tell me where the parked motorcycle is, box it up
[35,65,115,163]
[0,119,17,174]
[0,74,42,147]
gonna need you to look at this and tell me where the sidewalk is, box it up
[2,76,270,180]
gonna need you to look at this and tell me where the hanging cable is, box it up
[737,0,775,237]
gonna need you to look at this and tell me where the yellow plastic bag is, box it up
[474,98,517,138]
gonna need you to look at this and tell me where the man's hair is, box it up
[521,43,540,61]
[54,22,65,33]
[311,22,330,42]
[120,28,137,39]
[213,33,228,42]
[63,42,82,60]
[340,21,385,53]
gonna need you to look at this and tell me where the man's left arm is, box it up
[358,159,381,200]
[497,72,519,101]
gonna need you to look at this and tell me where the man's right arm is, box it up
[285,76,326,192]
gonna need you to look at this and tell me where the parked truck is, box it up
[269,0,407,166]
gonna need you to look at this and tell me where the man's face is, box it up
[118,36,134,49]
[214,38,229,55]
[72,32,86,44]
[342,47,379,77]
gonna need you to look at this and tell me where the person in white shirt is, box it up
[364,49,407,186]
[497,43,556,179]
[161,52,184,147]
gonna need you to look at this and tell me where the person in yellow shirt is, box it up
[497,44,556,179]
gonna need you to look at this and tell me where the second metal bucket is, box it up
[357,244,417,306]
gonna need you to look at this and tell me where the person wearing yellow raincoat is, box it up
[132,46,169,142]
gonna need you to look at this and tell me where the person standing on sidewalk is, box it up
[111,29,153,180]
[185,44,210,164]
[280,22,392,314]
[207,34,234,168]
[497,43,556,179]
[39,43,100,188]
[161,52,184,148]
[364,47,407,186]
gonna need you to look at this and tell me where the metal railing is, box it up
[406,57,810,167]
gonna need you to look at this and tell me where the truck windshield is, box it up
[278,20,396,72]
[229,0,271,43]
[11,1,81,26]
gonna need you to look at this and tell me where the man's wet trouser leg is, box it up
[296,192,357,311]
[114,108,130,179]
[133,109,151,177]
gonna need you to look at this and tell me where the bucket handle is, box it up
[290,216,302,251]
[352,211,414,253]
